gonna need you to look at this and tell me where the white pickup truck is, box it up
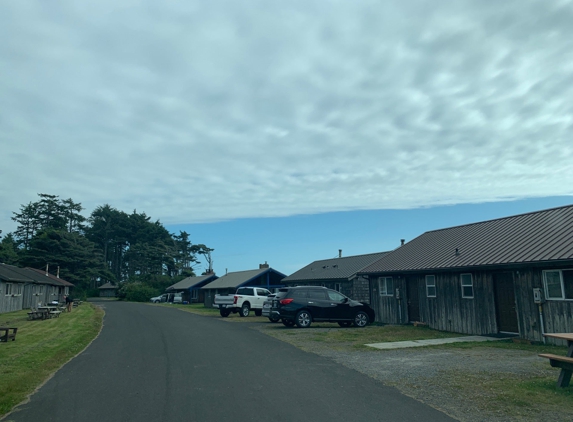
[213,287,272,317]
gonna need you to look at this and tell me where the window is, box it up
[308,290,327,300]
[461,274,473,298]
[256,288,270,296]
[190,289,198,299]
[426,275,436,297]
[378,277,394,296]
[5,283,12,296]
[236,287,254,296]
[327,290,346,302]
[15,284,23,296]
[543,270,573,300]
[334,283,342,292]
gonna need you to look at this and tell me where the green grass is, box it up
[264,323,466,349]
[0,304,104,417]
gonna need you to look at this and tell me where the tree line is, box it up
[0,194,213,297]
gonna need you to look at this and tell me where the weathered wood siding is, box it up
[0,281,25,313]
[513,266,573,345]
[370,265,573,342]
[419,271,498,335]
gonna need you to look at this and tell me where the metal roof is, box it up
[166,274,218,291]
[26,268,74,286]
[0,263,31,282]
[361,204,573,274]
[201,268,285,290]
[283,252,390,282]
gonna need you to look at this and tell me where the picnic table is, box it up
[28,306,62,320]
[539,333,573,388]
[0,327,18,342]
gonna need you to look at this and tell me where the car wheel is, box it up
[269,317,280,323]
[154,300,159,303]
[240,303,250,317]
[254,309,262,317]
[295,310,312,328]
[282,319,295,327]
[354,311,369,327]
[338,321,352,327]
[220,309,230,317]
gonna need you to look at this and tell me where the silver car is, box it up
[262,293,280,322]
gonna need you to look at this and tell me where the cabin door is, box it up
[406,277,420,322]
[494,272,519,333]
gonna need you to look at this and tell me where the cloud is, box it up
[1,0,573,232]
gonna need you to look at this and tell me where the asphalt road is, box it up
[5,301,455,422]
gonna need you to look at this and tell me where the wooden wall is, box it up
[370,265,573,342]
[0,281,25,313]
[513,266,573,345]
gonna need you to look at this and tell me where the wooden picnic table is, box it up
[539,333,573,388]
[0,327,18,342]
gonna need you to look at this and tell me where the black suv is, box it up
[270,286,375,328]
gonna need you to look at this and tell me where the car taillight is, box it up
[233,295,238,304]
[280,298,293,305]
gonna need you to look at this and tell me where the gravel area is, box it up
[256,325,572,422]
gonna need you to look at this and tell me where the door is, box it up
[307,289,331,320]
[494,272,519,333]
[406,277,420,322]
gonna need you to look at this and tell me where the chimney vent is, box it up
[259,261,269,269]
[338,249,342,258]
[455,248,460,256]
[401,239,405,246]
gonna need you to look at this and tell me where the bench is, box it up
[27,310,48,320]
[50,310,62,318]
[539,353,573,387]
[0,327,18,342]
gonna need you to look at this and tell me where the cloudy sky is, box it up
[1,0,573,274]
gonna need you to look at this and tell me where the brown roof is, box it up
[27,268,74,287]
[361,204,573,274]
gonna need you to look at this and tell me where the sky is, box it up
[1,1,572,276]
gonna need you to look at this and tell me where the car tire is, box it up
[220,309,230,317]
[254,309,262,317]
[282,319,295,327]
[354,311,369,327]
[338,321,352,327]
[240,303,250,317]
[269,317,280,323]
[295,310,312,328]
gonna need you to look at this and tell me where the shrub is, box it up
[119,283,159,302]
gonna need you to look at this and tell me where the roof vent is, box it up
[259,262,269,269]
[455,248,460,256]
[401,239,405,246]
[339,249,342,258]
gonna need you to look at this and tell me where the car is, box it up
[150,294,167,303]
[270,286,375,328]
[150,293,182,304]
[261,293,280,322]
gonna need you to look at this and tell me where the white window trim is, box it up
[378,277,394,296]
[543,269,573,301]
[5,283,13,296]
[461,273,474,299]
[426,275,436,298]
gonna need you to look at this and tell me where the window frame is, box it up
[543,269,573,301]
[425,275,436,298]
[378,277,394,296]
[460,273,474,299]
[5,283,13,296]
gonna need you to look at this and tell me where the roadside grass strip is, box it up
[0,304,104,417]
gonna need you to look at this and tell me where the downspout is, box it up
[538,303,546,344]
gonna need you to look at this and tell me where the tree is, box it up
[0,231,19,265]
[20,229,113,292]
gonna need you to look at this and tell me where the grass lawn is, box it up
[0,304,104,417]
